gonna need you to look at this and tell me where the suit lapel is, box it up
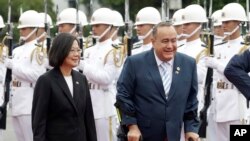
[72,71,81,113]
[167,53,181,101]
[146,49,167,100]
[53,68,79,114]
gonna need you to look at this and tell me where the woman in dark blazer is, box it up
[32,33,97,141]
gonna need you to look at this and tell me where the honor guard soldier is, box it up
[132,7,161,55]
[110,10,125,105]
[3,10,46,141]
[0,14,5,141]
[56,8,88,35]
[37,13,53,70]
[204,3,250,141]
[111,10,124,45]
[178,4,207,113]
[211,10,224,45]
[37,13,53,46]
[78,8,118,141]
[172,9,186,48]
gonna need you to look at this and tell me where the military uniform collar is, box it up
[97,38,112,46]
[228,36,243,44]
[186,38,202,46]
[23,39,37,46]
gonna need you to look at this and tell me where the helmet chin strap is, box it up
[19,28,38,43]
[69,25,76,34]
[223,25,239,39]
[110,28,119,39]
[92,26,112,41]
[138,28,153,40]
[177,34,185,40]
[182,25,202,39]
[36,32,46,42]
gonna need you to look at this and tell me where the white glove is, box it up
[204,57,219,69]
[4,58,13,69]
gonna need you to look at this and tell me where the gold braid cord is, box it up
[103,45,126,68]
[103,36,128,67]
[196,33,212,63]
[0,36,9,62]
[84,35,94,49]
[196,48,207,64]
[30,43,47,65]
[238,45,249,54]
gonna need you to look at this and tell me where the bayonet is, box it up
[124,0,133,56]
[75,0,84,72]
[44,0,51,53]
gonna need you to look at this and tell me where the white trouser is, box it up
[216,120,240,141]
[12,115,33,141]
[206,112,217,141]
[207,112,240,141]
[95,116,117,141]
[0,130,3,141]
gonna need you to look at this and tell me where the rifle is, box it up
[115,101,142,141]
[0,0,13,129]
[75,0,84,73]
[245,0,250,45]
[55,4,59,36]
[124,0,133,56]
[198,0,214,139]
[44,0,51,54]
[115,1,134,140]
[199,28,214,140]
[161,0,170,22]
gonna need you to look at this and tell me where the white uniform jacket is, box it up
[177,38,207,112]
[210,36,249,122]
[81,39,118,119]
[10,40,46,116]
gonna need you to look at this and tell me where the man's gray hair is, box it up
[152,21,173,37]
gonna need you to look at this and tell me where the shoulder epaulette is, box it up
[240,42,250,45]
[214,41,227,46]
[30,43,46,65]
[177,44,184,48]
[132,41,142,49]
[112,43,123,49]
[201,43,207,48]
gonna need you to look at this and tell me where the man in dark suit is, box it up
[224,49,250,100]
[116,22,200,141]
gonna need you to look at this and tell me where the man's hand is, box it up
[127,124,142,141]
[185,132,200,141]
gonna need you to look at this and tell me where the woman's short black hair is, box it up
[48,33,79,68]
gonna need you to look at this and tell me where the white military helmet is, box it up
[134,7,161,25]
[0,15,5,28]
[17,10,41,29]
[182,4,208,24]
[212,10,222,26]
[221,3,247,22]
[172,9,185,26]
[112,10,124,27]
[56,8,88,26]
[38,13,54,28]
[90,8,114,25]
